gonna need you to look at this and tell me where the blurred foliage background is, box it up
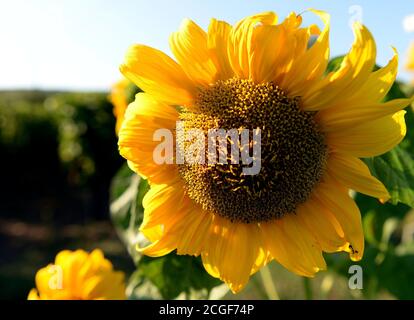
[0,90,133,299]
[1,64,414,300]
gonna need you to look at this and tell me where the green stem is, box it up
[259,265,280,300]
[303,278,313,300]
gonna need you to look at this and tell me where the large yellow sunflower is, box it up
[118,11,412,293]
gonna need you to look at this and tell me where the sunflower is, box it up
[110,78,131,134]
[28,249,126,300]
[118,11,412,293]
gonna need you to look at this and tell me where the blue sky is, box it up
[1,0,413,91]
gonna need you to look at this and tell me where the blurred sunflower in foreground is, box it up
[118,10,413,293]
[28,249,126,300]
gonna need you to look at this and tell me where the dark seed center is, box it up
[178,78,327,224]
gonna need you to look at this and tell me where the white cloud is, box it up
[403,14,414,32]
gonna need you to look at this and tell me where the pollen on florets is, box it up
[177,78,327,224]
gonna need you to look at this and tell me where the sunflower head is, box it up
[28,249,126,300]
[119,10,411,293]
[178,77,328,223]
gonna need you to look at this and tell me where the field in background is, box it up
[0,90,131,299]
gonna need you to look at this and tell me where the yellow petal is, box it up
[317,97,411,133]
[281,215,327,271]
[228,11,278,78]
[280,12,303,29]
[320,45,397,109]
[327,152,390,202]
[249,245,271,276]
[120,44,197,106]
[296,197,348,253]
[78,250,112,291]
[201,215,262,293]
[261,221,305,276]
[176,208,213,256]
[55,250,88,293]
[343,23,377,87]
[261,215,326,277]
[142,205,212,258]
[303,23,376,111]
[140,180,188,235]
[82,272,126,300]
[118,93,180,184]
[270,12,306,84]
[139,182,194,256]
[170,19,217,86]
[280,10,330,97]
[250,24,286,83]
[33,263,73,299]
[140,236,178,258]
[207,18,233,80]
[348,49,399,104]
[27,289,40,300]
[327,110,407,157]
[34,265,54,296]
[89,249,113,272]
[313,175,364,261]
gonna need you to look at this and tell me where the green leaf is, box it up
[126,270,163,300]
[325,55,344,74]
[384,80,407,101]
[137,254,222,300]
[126,83,142,104]
[110,163,149,263]
[363,147,414,208]
[376,250,414,300]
